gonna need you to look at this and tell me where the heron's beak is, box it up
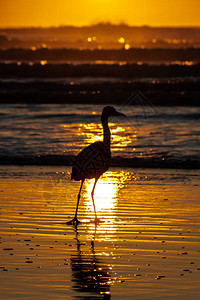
[114,111,126,117]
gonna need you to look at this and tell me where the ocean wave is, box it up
[1,112,199,123]
[0,154,199,169]
[154,113,200,120]
[0,112,99,122]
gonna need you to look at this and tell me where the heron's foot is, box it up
[66,217,81,226]
[94,217,101,224]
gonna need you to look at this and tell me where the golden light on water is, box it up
[82,171,128,237]
[110,123,134,151]
[82,175,119,237]
[78,123,102,144]
[1,166,200,299]
[84,176,118,213]
[77,122,135,152]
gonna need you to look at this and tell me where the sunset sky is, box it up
[0,0,200,27]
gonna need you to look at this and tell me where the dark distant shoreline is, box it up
[1,48,200,62]
[1,24,200,49]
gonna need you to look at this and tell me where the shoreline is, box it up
[0,155,199,169]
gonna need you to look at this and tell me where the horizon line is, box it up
[1,22,200,30]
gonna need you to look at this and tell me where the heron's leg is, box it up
[91,177,99,221]
[74,179,84,219]
[67,180,84,225]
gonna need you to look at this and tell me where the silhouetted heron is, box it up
[67,106,125,225]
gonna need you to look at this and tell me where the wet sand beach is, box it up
[0,165,200,299]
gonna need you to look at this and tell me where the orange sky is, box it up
[0,0,200,27]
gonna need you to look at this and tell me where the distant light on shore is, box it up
[40,60,47,66]
[41,43,47,48]
[124,43,130,50]
[30,46,37,51]
[171,60,193,66]
[87,36,96,42]
[87,37,92,42]
[118,37,125,44]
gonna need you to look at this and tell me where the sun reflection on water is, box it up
[77,122,134,152]
[60,121,138,156]
[84,175,118,212]
[82,171,128,239]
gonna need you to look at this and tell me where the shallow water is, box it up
[0,104,200,167]
[0,166,200,299]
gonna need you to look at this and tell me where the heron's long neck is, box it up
[102,119,110,148]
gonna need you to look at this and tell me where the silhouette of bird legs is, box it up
[67,180,84,225]
[91,176,100,223]
[67,177,100,225]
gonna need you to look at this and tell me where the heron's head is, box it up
[101,106,125,123]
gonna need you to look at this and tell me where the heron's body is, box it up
[71,141,111,181]
[67,106,125,225]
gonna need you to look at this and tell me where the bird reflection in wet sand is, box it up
[70,226,112,299]
[67,106,125,225]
